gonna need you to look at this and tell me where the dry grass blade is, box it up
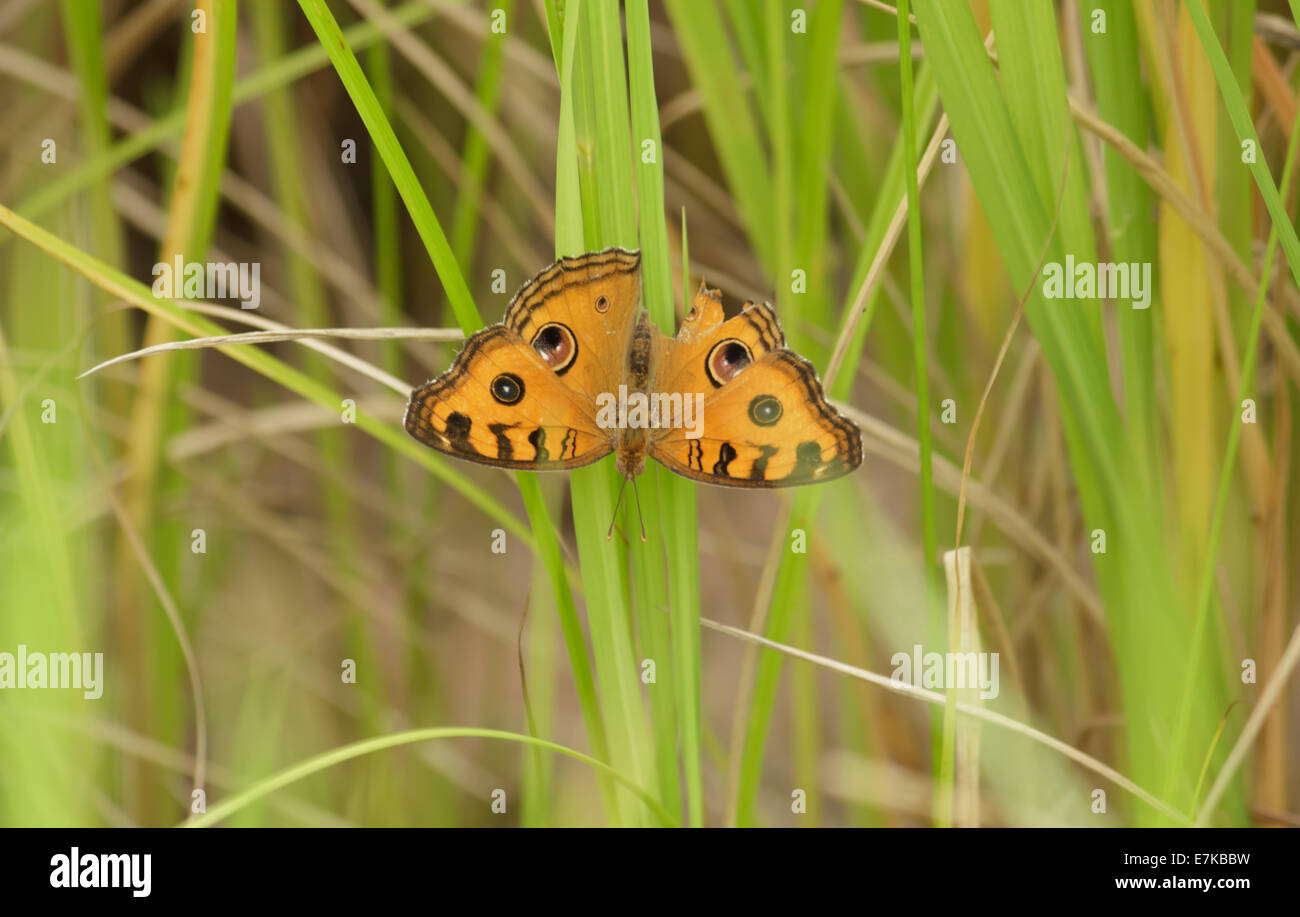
[824,111,949,389]
[953,134,1070,550]
[78,326,464,388]
[1196,615,1300,824]
[944,547,980,828]
[694,611,1187,824]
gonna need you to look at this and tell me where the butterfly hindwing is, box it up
[649,299,861,488]
[404,325,612,470]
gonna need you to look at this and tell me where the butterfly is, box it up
[403,247,861,490]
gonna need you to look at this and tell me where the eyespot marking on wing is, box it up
[530,323,578,375]
[705,339,753,387]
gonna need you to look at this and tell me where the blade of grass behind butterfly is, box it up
[558,0,662,826]
[702,5,935,822]
[765,0,794,327]
[722,2,847,823]
[538,0,623,825]
[659,0,817,825]
[536,0,631,824]
[628,0,695,824]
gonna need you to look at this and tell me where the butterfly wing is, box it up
[655,284,787,391]
[503,247,642,403]
[405,247,644,471]
[649,293,862,488]
[404,326,613,470]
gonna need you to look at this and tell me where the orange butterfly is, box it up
[404,248,861,489]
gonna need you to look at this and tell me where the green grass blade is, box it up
[627,0,701,826]
[296,0,478,330]
[1081,0,1160,485]
[895,0,943,826]
[560,0,662,827]
[185,727,674,828]
[1186,0,1300,290]
[449,0,513,269]
[662,0,774,269]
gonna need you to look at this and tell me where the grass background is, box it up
[0,0,1297,827]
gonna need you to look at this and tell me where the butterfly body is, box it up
[614,313,655,478]
[404,248,862,488]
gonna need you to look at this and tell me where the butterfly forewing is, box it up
[503,248,641,403]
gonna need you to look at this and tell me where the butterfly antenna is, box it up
[607,474,630,540]
[630,474,647,543]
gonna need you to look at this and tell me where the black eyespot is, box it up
[595,295,610,313]
[748,394,782,426]
[706,338,753,387]
[491,372,524,404]
[531,322,578,374]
